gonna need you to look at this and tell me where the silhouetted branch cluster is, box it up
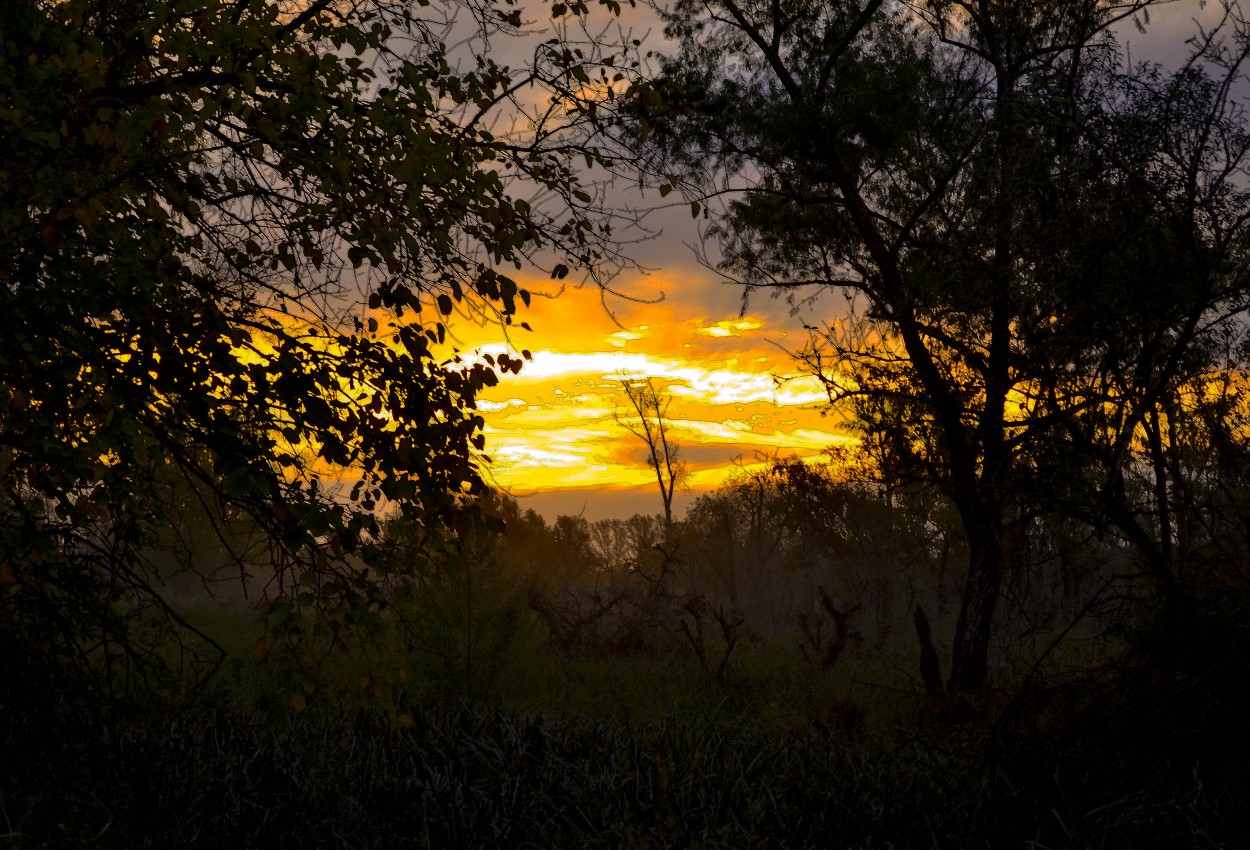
[679,597,744,685]
[798,586,862,673]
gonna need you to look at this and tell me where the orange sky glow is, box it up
[443,265,857,519]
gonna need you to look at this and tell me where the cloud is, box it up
[694,317,764,338]
[396,197,857,504]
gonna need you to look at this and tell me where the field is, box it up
[4,536,1248,849]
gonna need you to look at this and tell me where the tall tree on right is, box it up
[633,0,1250,694]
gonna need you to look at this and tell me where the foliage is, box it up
[629,0,1250,691]
[0,0,636,698]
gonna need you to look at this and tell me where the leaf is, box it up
[0,0,632,705]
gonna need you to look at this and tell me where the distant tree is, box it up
[632,0,1250,692]
[0,0,634,700]
[683,463,790,613]
[616,377,688,541]
[680,457,947,639]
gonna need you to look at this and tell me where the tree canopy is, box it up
[0,0,633,693]
[633,0,1250,692]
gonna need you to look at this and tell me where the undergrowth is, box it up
[4,576,1249,848]
[3,682,1244,849]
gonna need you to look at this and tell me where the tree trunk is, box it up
[914,605,943,697]
[947,517,1003,695]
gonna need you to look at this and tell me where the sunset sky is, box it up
[449,253,856,520]
[444,1,1216,522]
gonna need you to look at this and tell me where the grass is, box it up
[5,684,1241,849]
[172,584,930,732]
[4,573,1249,848]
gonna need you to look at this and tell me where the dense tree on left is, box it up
[0,0,631,701]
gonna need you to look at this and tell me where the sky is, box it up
[446,0,1232,522]
[448,259,857,521]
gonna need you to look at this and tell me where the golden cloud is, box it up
[384,267,855,499]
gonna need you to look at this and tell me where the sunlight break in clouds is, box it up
[442,275,855,505]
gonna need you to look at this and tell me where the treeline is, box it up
[374,438,1248,704]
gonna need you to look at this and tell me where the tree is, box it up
[632,0,1250,693]
[681,460,796,615]
[0,0,634,700]
[617,376,687,540]
[1022,38,1250,622]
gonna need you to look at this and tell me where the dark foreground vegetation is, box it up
[7,683,1249,849]
[5,466,1250,848]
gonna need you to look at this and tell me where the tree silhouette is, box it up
[0,0,635,698]
[630,0,1250,693]
[617,377,688,541]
